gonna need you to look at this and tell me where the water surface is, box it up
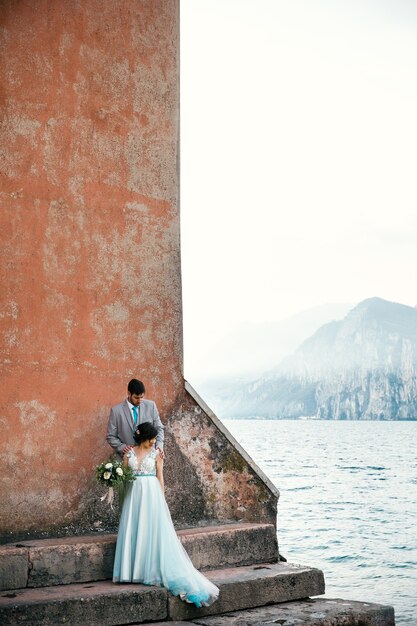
[223,419,417,625]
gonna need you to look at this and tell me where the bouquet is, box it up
[96,459,136,508]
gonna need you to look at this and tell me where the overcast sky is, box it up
[180,0,417,379]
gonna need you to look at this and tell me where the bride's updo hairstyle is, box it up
[134,421,158,445]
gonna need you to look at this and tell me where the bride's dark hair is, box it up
[134,421,158,445]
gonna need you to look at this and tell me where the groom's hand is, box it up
[157,446,165,460]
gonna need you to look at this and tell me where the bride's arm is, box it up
[156,455,164,494]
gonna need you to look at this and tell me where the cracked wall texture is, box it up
[0,0,182,534]
[0,0,278,537]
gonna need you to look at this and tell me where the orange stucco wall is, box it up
[0,0,181,534]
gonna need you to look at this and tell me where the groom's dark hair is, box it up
[128,379,145,395]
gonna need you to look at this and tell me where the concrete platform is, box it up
[0,562,324,625]
[143,597,396,626]
[0,522,278,590]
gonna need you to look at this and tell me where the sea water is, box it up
[222,419,417,625]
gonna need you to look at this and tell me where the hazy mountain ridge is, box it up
[206,298,417,420]
[190,302,352,382]
[279,298,417,380]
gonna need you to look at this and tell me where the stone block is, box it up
[27,535,116,587]
[143,598,395,626]
[0,524,277,589]
[177,598,396,626]
[168,562,325,620]
[178,523,278,570]
[0,580,167,625]
[0,546,28,591]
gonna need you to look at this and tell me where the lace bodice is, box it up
[127,448,158,476]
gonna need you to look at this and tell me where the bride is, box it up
[113,421,219,607]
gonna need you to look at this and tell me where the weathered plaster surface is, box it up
[0,0,181,533]
[165,389,278,528]
[0,0,278,538]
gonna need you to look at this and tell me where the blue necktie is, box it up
[132,405,138,425]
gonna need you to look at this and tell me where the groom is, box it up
[106,378,164,458]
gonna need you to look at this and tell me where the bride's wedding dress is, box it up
[113,447,219,607]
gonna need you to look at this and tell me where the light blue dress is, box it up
[113,448,219,608]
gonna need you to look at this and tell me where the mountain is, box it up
[208,298,417,420]
[188,302,352,383]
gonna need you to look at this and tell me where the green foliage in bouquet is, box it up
[96,459,136,507]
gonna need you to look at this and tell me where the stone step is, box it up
[0,522,278,591]
[0,561,324,626]
[167,562,325,621]
[0,580,166,626]
[141,597,396,626]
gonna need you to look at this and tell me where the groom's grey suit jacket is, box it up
[106,398,164,457]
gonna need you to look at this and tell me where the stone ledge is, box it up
[0,547,28,591]
[28,534,116,588]
[0,580,167,626]
[0,562,325,625]
[168,562,325,620]
[0,523,277,590]
[143,597,395,626]
[178,522,278,571]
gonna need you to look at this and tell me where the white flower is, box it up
[105,463,113,469]
[116,467,123,476]
[103,471,111,480]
